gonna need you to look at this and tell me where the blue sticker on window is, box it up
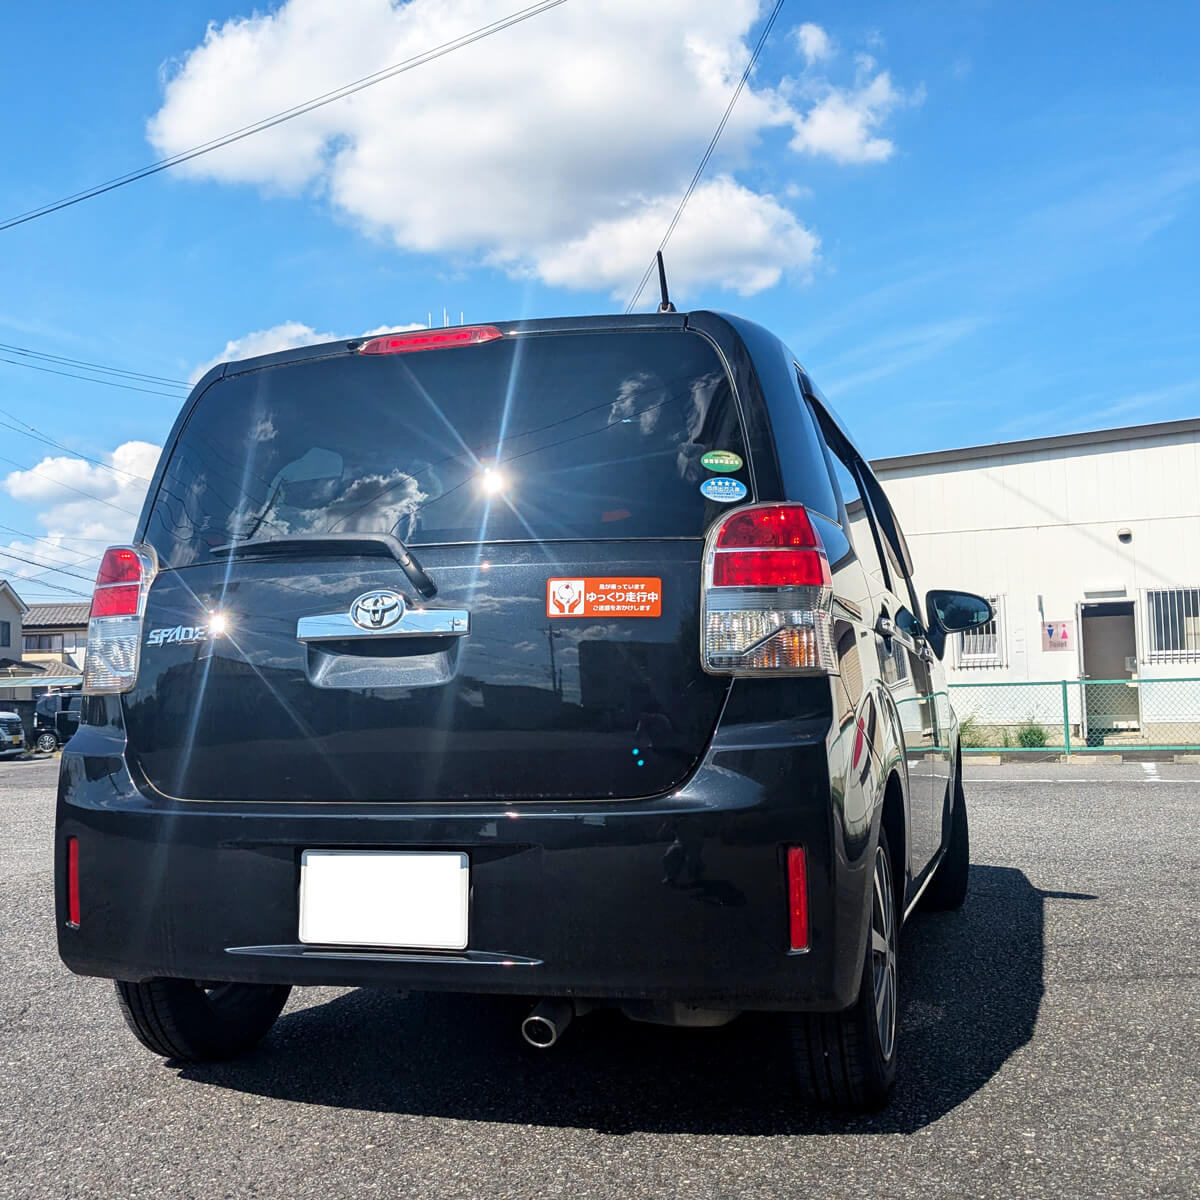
[699,477,748,503]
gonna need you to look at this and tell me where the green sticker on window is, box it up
[700,450,743,473]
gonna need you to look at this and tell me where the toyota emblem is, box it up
[350,589,406,631]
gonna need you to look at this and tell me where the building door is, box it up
[1080,601,1140,740]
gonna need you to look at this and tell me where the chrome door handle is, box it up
[297,609,470,642]
[875,616,896,642]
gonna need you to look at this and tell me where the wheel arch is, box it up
[879,770,907,918]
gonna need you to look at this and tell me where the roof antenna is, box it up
[655,251,676,313]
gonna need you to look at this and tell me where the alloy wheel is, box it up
[870,844,897,1061]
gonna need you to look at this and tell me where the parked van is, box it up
[57,313,990,1111]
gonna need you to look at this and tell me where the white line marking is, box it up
[969,777,1198,784]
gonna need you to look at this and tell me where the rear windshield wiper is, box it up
[213,532,437,598]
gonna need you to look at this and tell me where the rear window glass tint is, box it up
[146,329,748,566]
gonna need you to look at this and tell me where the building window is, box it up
[956,596,1004,668]
[0,620,9,648]
[24,634,64,652]
[1146,588,1200,661]
[881,639,909,686]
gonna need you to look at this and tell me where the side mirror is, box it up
[924,590,994,661]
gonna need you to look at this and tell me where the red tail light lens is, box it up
[67,837,80,926]
[712,549,830,588]
[90,547,148,617]
[716,505,819,548]
[90,584,141,618]
[787,846,808,951]
[710,503,832,589]
[360,326,502,355]
[94,547,141,585]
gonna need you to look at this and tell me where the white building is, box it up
[871,416,1200,747]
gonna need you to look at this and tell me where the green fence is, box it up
[949,678,1200,753]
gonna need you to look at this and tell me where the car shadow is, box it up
[176,865,1094,1134]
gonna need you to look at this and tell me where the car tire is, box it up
[36,733,58,753]
[787,828,899,1112]
[920,771,969,912]
[114,978,291,1062]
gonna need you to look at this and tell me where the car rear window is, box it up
[145,329,750,567]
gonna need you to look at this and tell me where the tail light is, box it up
[701,503,835,674]
[82,544,157,694]
[359,326,502,355]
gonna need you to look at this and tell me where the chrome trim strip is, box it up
[297,609,470,642]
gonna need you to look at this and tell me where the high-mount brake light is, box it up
[82,545,157,694]
[701,503,836,675]
[359,326,503,355]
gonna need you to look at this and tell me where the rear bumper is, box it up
[55,717,874,1012]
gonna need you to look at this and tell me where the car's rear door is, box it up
[808,398,943,874]
[858,465,953,862]
[127,326,756,803]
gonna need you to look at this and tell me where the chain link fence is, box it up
[949,678,1200,753]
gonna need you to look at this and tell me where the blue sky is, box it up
[1,1,1198,601]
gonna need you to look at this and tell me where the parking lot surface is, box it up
[1,756,1196,1199]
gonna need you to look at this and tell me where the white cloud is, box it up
[189,321,340,384]
[148,0,917,299]
[189,319,426,382]
[3,443,163,590]
[788,70,917,165]
[794,23,833,66]
[535,176,818,298]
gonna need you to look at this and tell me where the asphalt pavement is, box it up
[1,755,1196,1199]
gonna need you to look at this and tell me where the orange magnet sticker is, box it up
[546,577,662,618]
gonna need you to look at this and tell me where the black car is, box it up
[56,312,990,1111]
[34,690,81,752]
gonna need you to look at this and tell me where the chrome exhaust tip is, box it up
[521,999,574,1049]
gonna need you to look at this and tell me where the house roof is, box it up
[22,602,91,630]
[0,580,29,615]
[29,658,83,677]
[870,415,1200,473]
[0,657,81,680]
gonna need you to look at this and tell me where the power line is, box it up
[0,522,105,570]
[0,453,140,517]
[0,356,188,398]
[0,572,90,599]
[625,0,786,312]
[17,553,102,589]
[0,0,568,233]
[0,342,188,388]
[0,529,115,543]
[0,406,155,484]
[0,546,96,584]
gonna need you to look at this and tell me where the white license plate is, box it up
[299,851,469,950]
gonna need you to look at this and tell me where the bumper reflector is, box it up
[67,837,80,926]
[787,846,808,951]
